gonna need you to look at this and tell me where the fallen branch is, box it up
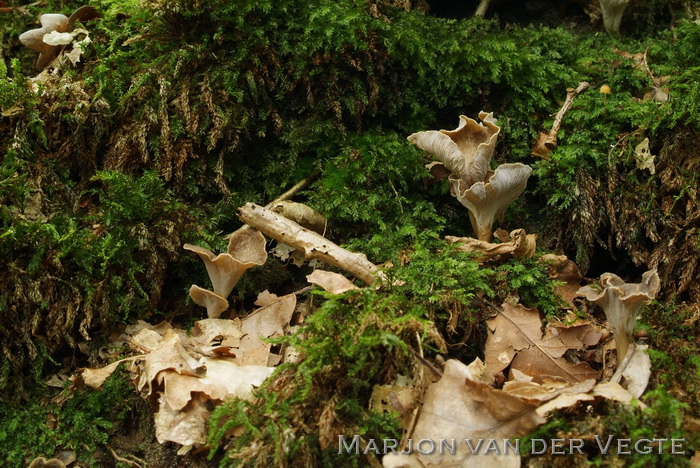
[225,170,320,240]
[532,81,589,158]
[238,203,381,286]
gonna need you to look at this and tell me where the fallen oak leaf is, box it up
[307,269,359,294]
[383,359,544,468]
[485,302,599,383]
[539,254,583,308]
[154,392,209,446]
[79,355,145,389]
[503,375,597,402]
[591,381,647,408]
[610,342,651,398]
[233,293,296,366]
[136,329,205,395]
[157,358,273,411]
[188,317,244,349]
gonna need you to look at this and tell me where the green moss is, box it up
[2,0,700,463]
[0,370,134,466]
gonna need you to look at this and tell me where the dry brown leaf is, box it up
[384,359,544,468]
[539,254,583,308]
[370,375,417,431]
[503,375,596,402]
[614,48,645,70]
[80,356,144,389]
[535,392,595,417]
[137,329,204,394]
[189,317,244,349]
[610,343,651,398]
[130,328,164,352]
[307,269,359,294]
[123,320,172,337]
[634,138,656,173]
[550,322,602,348]
[197,357,274,401]
[254,289,279,307]
[510,346,600,383]
[445,228,536,262]
[158,370,229,411]
[689,448,700,468]
[485,303,599,383]
[157,358,273,411]
[154,392,209,446]
[591,381,647,408]
[233,293,296,366]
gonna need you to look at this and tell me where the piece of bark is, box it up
[238,203,380,285]
[445,228,536,262]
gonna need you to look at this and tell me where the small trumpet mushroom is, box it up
[188,285,229,319]
[19,6,98,70]
[409,112,532,241]
[577,269,660,361]
[185,229,267,317]
[599,0,630,33]
[452,163,532,242]
[407,112,500,188]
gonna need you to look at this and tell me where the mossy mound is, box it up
[1,0,698,465]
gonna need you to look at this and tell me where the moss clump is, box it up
[0,370,132,466]
[1,0,700,464]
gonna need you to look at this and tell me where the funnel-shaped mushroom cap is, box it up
[189,285,229,318]
[577,269,660,361]
[452,163,532,241]
[185,230,267,299]
[407,111,500,187]
[19,7,98,70]
[600,0,630,33]
[19,14,70,70]
[227,228,268,264]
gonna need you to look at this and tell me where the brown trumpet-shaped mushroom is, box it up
[451,163,532,241]
[19,6,98,70]
[185,229,267,299]
[600,0,630,33]
[185,229,267,317]
[407,111,500,188]
[188,285,228,319]
[577,270,660,361]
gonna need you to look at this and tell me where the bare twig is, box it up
[409,348,443,379]
[532,82,589,158]
[108,448,146,468]
[225,170,320,240]
[238,203,381,285]
[545,81,590,150]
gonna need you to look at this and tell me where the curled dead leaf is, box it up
[307,269,359,294]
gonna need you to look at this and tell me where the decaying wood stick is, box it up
[238,203,380,286]
[545,81,590,150]
[225,170,320,240]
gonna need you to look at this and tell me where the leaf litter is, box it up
[72,210,656,462]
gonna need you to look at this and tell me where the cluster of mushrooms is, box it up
[408,112,532,242]
[408,112,659,368]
